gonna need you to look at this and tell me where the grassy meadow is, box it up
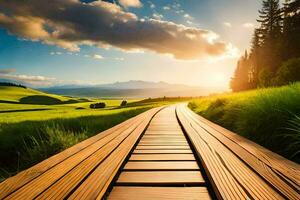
[0,86,186,181]
[189,83,300,163]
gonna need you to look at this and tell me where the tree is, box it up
[249,29,263,86]
[230,51,251,91]
[282,0,300,60]
[231,0,300,90]
[273,58,300,85]
[257,0,283,73]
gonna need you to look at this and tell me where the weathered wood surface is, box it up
[108,187,212,200]
[177,104,300,200]
[0,104,299,200]
[108,106,211,199]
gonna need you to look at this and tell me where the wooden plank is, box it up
[179,104,300,199]
[140,139,186,142]
[141,138,186,141]
[147,127,181,131]
[117,171,204,185]
[138,143,189,146]
[145,131,183,135]
[108,187,212,200]
[188,106,300,190]
[129,154,195,161]
[136,145,191,150]
[6,119,144,199]
[5,107,162,200]
[177,104,288,199]
[124,161,199,170]
[58,110,159,200]
[0,109,150,199]
[133,149,193,154]
[142,135,185,138]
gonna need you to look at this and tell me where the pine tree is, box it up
[282,0,300,60]
[230,51,251,91]
[257,0,283,74]
[249,29,262,86]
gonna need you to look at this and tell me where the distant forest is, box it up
[231,0,300,91]
[0,82,27,88]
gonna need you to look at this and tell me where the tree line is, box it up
[0,82,27,88]
[231,0,300,92]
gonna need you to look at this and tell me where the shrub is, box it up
[120,100,127,107]
[258,68,273,87]
[90,102,106,109]
[273,58,300,86]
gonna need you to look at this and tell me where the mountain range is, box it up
[0,78,219,98]
[40,80,216,98]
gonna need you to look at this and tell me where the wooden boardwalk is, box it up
[0,105,299,199]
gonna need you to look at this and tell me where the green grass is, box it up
[0,86,73,103]
[189,83,300,163]
[0,86,188,181]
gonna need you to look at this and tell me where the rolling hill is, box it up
[0,86,83,105]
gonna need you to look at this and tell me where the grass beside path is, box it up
[189,83,300,164]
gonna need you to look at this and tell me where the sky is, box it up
[0,0,264,91]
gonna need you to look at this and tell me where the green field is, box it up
[189,83,300,163]
[0,86,187,181]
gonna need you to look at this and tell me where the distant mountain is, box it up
[41,80,215,98]
[96,80,188,89]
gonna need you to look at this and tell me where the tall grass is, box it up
[189,83,300,163]
[0,107,148,181]
[284,115,300,160]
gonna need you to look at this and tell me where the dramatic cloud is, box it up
[0,0,235,60]
[119,0,142,8]
[0,68,16,74]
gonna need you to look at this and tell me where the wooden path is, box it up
[0,105,299,199]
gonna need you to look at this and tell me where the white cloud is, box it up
[93,54,104,59]
[163,6,170,10]
[50,51,62,55]
[186,20,193,25]
[148,1,155,9]
[152,13,163,20]
[119,0,142,8]
[243,23,254,28]
[183,14,193,20]
[0,73,56,86]
[223,22,232,27]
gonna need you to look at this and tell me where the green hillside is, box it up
[0,86,79,104]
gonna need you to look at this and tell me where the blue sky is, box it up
[0,0,264,90]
